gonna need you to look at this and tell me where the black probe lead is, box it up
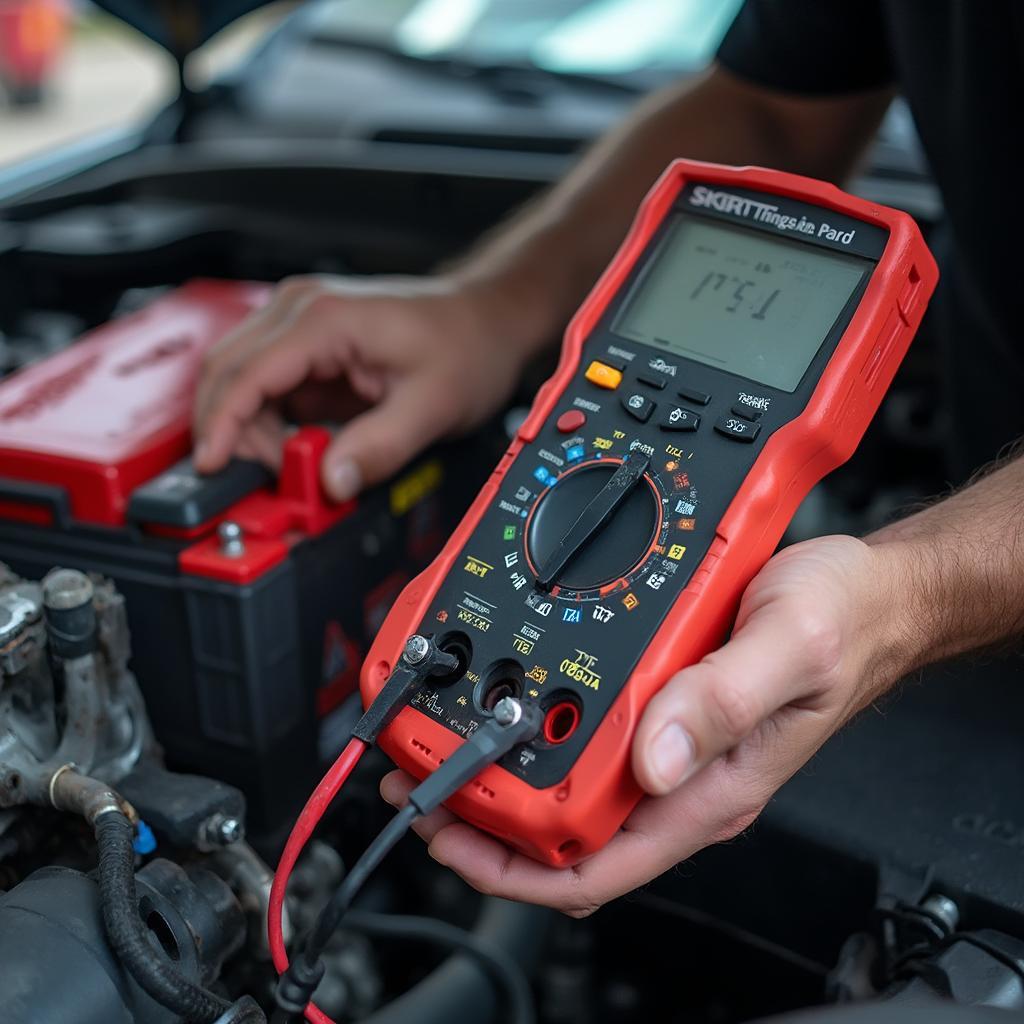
[276,695,544,1017]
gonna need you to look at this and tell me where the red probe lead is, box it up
[269,735,368,1024]
[270,635,462,1021]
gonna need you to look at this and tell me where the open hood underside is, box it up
[93,0,281,57]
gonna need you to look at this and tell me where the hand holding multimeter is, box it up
[270,161,936,1017]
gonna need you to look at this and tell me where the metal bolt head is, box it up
[41,568,94,611]
[218,521,245,558]
[493,696,522,726]
[404,635,430,664]
[218,817,244,845]
[198,813,244,849]
[922,893,959,932]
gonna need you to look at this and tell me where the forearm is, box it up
[449,66,893,357]
[867,448,1024,676]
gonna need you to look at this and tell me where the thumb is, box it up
[320,380,454,501]
[632,603,828,795]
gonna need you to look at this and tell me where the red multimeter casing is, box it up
[360,159,938,867]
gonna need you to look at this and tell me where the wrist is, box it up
[443,264,564,366]
[861,533,947,683]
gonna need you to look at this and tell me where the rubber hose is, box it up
[362,898,550,1024]
[346,910,534,1024]
[94,811,229,1024]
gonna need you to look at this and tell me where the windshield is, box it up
[308,0,742,77]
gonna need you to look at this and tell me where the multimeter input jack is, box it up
[476,660,525,713]
[433,631,473,684]
[542,697,582,745]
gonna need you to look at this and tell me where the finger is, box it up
[632,602,832,795]
[426,810,679,917]
[379,770,460,842]
[282,379,372,425]
[193,282,339,470]
[193,296,309,453]
[379,769,416,806]
[427,731,787,916]
[196,320,348,474]
[380,768,671,915]
[319,377,455,501]
[232,408,289,471]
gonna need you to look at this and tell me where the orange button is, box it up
[584,360,622,390]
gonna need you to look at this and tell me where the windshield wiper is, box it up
[307,34,645,98]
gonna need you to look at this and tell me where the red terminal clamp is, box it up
[178,427,355,585]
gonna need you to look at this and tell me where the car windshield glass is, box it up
[307,0,742,77]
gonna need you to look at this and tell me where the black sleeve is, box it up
[716,0,896,96]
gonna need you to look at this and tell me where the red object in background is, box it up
[0,279,269,526]
[0,0,70,104]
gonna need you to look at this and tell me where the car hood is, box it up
[93,1,279,57]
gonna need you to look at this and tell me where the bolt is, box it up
[218,521,245,558]
[404,635,430,665]
[922,893,959,932]
[41,568,93,612]
[493,696,522,726]
[199,812,244,848]
[217,817,244,845]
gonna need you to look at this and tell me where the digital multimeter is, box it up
[360,159,937,867]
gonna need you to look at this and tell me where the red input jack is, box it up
[543,701,581,745]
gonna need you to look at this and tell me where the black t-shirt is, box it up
[717,1,1024,475]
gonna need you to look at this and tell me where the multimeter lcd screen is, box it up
[612,215,872,392]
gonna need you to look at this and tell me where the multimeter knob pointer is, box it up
[526,457,660,593]
[532,452,652,591]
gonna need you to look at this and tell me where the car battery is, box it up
[0,279,497,838]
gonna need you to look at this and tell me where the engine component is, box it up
[118,760,247,852]
[1,562,261,1021]
[0,564,154,817]
[0,859,246,1024]
[96,809,239,1023]
[892,930,1024,1008]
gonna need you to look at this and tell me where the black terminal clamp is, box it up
[352,635,460,744]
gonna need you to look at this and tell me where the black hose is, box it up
[94,810,230,1024]
[363,898,549,1024]
[345,910,535,1024]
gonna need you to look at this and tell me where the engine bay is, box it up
[2,145,1023,1024]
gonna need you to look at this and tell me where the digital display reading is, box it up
[612,215,871,392]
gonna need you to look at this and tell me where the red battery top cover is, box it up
[0,280,268,526]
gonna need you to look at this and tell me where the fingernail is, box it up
[327,458,362,501]
[646,722,696,791]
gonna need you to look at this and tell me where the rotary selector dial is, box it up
[525,455,662,593]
